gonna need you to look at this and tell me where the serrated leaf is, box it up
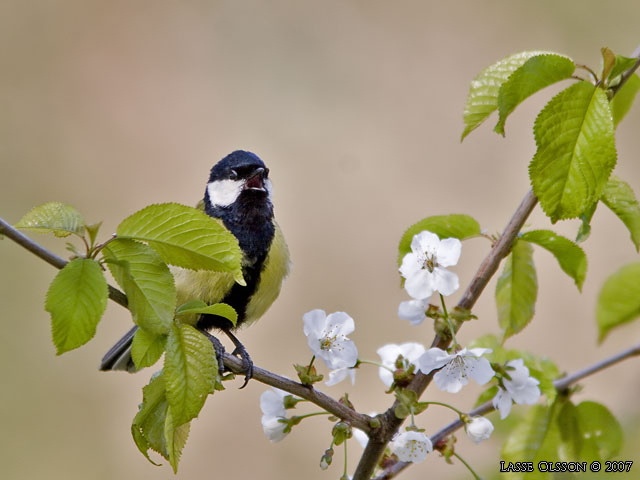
[596,262,640,342]
[601,175,640,251]
[461,51,557,140]
[495,54,575,135]
[175,301,238,327]
[521,229,587,290]
[164,408,190,473]
[45,258,108,354]
[608,54,639,85]
[103,239,176,335]
[164,323,217,427]
[131,328,167,369]
[496,240,537,339]
[15,201,85,238]
[117,203,244,285]
[611,74,640,127]
[131,372,168,465]
[398,214,480,266]
[529,81,617,223]
[574,401,623,460]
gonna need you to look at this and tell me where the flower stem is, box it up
[307,355,316,376]
[421,401,465,417]
[343,438,349,479]
[452,452,482,480]
[440,294,458,347]
[358,359,394,372]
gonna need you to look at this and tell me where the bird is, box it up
[99,150,290,385]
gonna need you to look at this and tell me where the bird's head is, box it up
[204,150,272,212]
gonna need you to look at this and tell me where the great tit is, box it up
[100,150,290,380]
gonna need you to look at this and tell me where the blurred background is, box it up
[1,1,640,479]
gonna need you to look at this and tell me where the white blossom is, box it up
[399,231,461,300]
[397,298,429,325]
[353,428,369,449]
[417,347,495,393]
[303,309,358,370]
[260,388,289,442]
[325,367,356,386]
[465,416,494,444]
[492,358,541,419]
[376,342,426,387]
[391,431,433,463]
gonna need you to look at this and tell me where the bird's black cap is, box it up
[208,150,267,182]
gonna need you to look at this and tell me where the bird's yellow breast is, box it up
[170,222,290,328]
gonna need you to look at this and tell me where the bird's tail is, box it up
[99,326,139,372]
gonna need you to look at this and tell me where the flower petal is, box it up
[398,299,427,325]
[432,267,459,296]
[404,269,435,300]
[261,415,288,442]
[399,252,422,279]
[466,356,495,386]
[433,362,467,393]
[436,238,462,267]
[412,231,440,257]
[302,309,327,338]
[260,388,287,417]
[417,347,452,374]
[325,367,356,386]
[326,311,355,336]
[492,388,513,420]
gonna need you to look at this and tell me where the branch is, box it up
[0,215,372,432]
[0,216,129,308]
[374,342,640,480]
[353,190,538,480]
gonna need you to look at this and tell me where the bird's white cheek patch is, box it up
[207,179,243,207]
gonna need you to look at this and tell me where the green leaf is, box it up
[600,47,617,83]
[601,175,640,251]
[103,239,176,335]
[175,301,238,327]
[45,258,108,354]
[496,240,537,339]
[15,201,85,238]
[474,385,499,408]
[608,54,639,85]
[398,214,480,266]
[495,54,575,135]
[164,323,217,427]
[529,81,617,223]
[164,408,190,473]
[461,51,559,140]
[574,401,623,460]
[131,328,166,369]
[131,372,168,465]
[611,74,640,127]
[501,402,560,476]
[117,203,244,285]
[596,262,640,342]
[575,201,598,243]
[521,229,587,291]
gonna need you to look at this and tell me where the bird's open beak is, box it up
[244,168,267,191]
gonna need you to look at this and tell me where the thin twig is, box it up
[0,215,372,432]
[0,216,129,308]
[353,190,538,480]
[374,342,640,480]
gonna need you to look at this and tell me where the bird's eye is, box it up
[229,169,238,180]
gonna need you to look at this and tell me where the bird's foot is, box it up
[201,330,227,378]
[224,329,254,389]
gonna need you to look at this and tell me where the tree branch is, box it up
[353,190,538,480]
[0,215,372,432]
[0,216,129,308]
[374,342,640,480]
